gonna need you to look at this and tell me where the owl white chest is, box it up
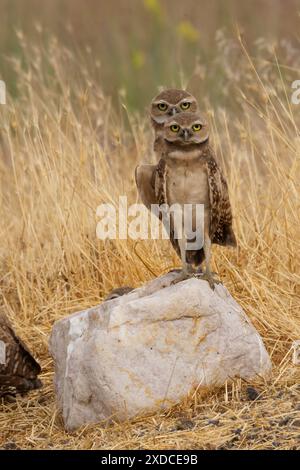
[165,152,210,207]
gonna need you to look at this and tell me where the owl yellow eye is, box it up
[170,124,180,133]
[180,102,191,110]
[192,124,202,131]
[158,103,168,111]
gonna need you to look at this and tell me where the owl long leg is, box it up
[171,236,195,285]
[198,232,220,289]
[204,233,212,274]
[179,237,194,276]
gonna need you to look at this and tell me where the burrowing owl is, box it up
[137,112,236,288]
[0,309,42,397]
[150,89,198,157]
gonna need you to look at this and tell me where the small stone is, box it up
[175,419,194,430]
[3,441,19,450]
[38,395,49,404]
[208,419,220,426]
[234,428,242,435]
[279,416,290,426]
[246,386,260,401]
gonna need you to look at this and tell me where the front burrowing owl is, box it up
[138,112,236,289]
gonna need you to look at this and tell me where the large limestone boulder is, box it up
[49,272,272,431]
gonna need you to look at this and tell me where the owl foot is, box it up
[170,270,193,286]
[167,268,182,275]
[195,271,221,290]
[195,266,203,274]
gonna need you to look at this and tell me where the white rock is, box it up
[49,272,272,431]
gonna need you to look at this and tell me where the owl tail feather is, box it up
[225,226,237,247]
[213,225,237,247]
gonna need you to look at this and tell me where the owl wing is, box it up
[0,310,42,396]
[206,149,237,247]
[135,159,168,208]
[135,160,183,260]
[154,158,167,206]
[135,164,157,210]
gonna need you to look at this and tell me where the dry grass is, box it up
[0,35,300,449]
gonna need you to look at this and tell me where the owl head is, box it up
[150,89,198,127]
[163,112,209,145]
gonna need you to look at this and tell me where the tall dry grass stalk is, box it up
[0,36,299,449]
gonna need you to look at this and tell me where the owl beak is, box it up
[183,129,189,141]
[168,107,177,116]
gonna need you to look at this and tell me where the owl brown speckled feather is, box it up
[0,309,42,397]
[136,112,236,288]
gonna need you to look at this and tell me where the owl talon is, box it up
[195,266,203,274]
[170,271,193,286]
[196,271,221,290]
[167,268,182,275]
[193,268,203,278]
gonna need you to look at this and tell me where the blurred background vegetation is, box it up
[0,0,299,112]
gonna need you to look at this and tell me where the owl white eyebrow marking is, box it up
[153,101,171,106]
[179,97,195,103]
